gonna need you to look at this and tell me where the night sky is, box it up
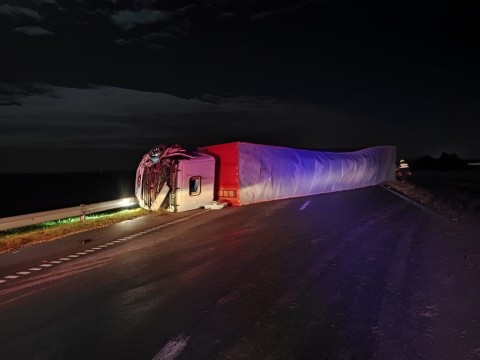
[1,0,479,173]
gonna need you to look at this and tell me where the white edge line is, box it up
[381,184,431,211]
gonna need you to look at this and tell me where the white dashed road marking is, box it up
[1,210,207,286]
[299,200,311,211]
[152,334,190,360]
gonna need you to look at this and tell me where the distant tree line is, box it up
[408,153,468,171]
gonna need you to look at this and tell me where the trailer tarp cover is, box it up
[235,142,396,205]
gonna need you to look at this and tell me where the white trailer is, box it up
[135,142,396,212]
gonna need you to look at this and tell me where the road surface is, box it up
[0,186,479,359]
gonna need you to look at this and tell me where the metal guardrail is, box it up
[0,197,138,232]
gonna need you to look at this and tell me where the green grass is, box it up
[0,207,154,254]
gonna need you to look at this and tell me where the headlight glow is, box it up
[119,198,136,207]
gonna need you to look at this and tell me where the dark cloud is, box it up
[12,25,54,36]
[0,0,479,173]
[110,8,171,31]
[0,4,43,21]
[249,1,309,21]
[0,83,352,147]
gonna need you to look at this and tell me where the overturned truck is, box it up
[135,141,396,212]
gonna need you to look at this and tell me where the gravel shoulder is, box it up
[384,177,480,226]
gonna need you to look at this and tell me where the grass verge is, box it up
[0,207,154,254]
[384,179,479,224]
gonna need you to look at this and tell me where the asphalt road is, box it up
[0,186,479,360]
